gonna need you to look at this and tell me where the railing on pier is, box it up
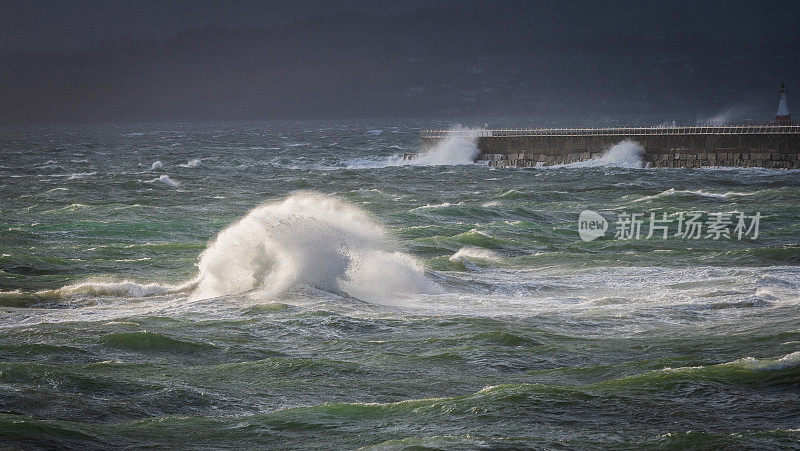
[420,125,800,139]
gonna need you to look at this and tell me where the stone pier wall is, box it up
[421,129,800,169]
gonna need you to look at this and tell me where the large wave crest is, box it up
[191,192,439,303]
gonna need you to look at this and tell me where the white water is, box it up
[5,263,799,330]
[0,193,439,309]
[146,174,180,187]
[407,130,480,166]
[348,132,645,170]
[179,159,201,168]
[733,350,800,371]
[55,279,179,297]
[557,140,645,168]
[655,351,800,375]
[150,160,164,171]
[450,246,502,263]
[631,188,761,203]
[190,192,439,303]
[346,129,480,168]
[697,108,747,126]
[0,279,184,302]
[67,172,97,180]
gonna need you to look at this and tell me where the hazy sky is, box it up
[3,0,800,53]
[0,0,456,52]
[1,0,798,123]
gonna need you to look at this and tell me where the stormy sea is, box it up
[1,120,799,449]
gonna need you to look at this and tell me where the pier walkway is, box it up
[421,125,800,139]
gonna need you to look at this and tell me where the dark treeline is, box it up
[1,0,799,123]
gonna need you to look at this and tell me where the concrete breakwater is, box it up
[420,126,800,168]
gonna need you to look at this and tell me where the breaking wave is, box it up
[150,161,164,171]
[405,130,480,166]
[67,172,97,180]
[4,193,439,306]
[346,129,480,168]
[146,174,180,187]
[631,188,762,203]
[0,280,187,307]
[55,280,181,297]
[190,192,439,303]
[557,140,645,168]
[449,246,502,263]
[597,350,800,389]
[179,159,201,168]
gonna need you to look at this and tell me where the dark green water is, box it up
[1,121,799,449]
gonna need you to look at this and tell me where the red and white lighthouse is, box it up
[772,82,793,125]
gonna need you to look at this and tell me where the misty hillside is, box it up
[1,1,799,123]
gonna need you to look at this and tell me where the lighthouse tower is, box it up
[772,82,793,125]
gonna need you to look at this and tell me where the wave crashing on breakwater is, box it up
[347,129,480,168]
[407,129,481,166]
[557,140,645,168]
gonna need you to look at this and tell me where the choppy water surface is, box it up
[1,121,799,448]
